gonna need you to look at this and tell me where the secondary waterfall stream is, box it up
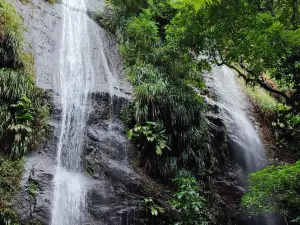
[206,66,267,173]
[206,66,275,225]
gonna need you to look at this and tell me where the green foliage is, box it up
[126,62,210,177]
[105,0,214,178]
[107,0,147,16]
[0,1,49,158]
[0,207,19,225]
[0,156,24,225]
[271,112,300,154]
[0,69,34,102]
[171,170,215,225]
[128,121,170,155]
[144,197,165,216]
[242,162,300,224]
[198,0,300,113]
[8,95,35,157]
[243,84,281,114]
[0,0,24,68]
[0,70,49,158]
[120,102,135,125]
[168,0,209,11]
[125,11,159,54]
[26,219,42,225]
[46,0,56,4]
[27,181,38,200]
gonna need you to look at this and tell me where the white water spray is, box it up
[50,0,123,223]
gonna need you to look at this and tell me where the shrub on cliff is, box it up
[171,170,216,225]
[105,0,215,180]
[0,0,48,159]
[242,162,300,224]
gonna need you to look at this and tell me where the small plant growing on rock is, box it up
[144,197,165,216]
[171,170,215,225]
[128,121,170,155]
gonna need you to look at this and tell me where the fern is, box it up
[0,0,48,158]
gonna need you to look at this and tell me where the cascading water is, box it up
[206,66,267,173]
[51,0,95,224]
[206,66,275,225]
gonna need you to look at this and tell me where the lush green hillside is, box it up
[1,0,299,224]
[0,0,48,223]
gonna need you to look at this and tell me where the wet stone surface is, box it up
[13,92,147,225]
[8,0,132,98]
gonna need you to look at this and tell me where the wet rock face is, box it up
[13,92,147,225]
[205,96,249,224]
[12,130,57,225]
[84,93,146,225]
[8,0,63,89]
[8,0,132,98]
[7,0,106,89]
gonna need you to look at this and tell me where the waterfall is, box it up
[206,66,276,225]
[51,0,95,224]
[206,66,267,173]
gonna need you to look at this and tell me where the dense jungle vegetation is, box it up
[0,0,48,223]
[0,0,299,224]
[98,0,300,224]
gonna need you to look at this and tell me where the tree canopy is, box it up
[104,0,300,223]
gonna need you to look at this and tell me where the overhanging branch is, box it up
[212,57,292,105]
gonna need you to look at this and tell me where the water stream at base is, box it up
[206,66,276,225]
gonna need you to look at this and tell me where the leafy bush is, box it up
[0,1,49,159]
[242,162,300,224]
[125,11,159,54]
[0,68,48,159]
[128,121,170,155]
[102,0,218,186]
[0,157,24,225]
[144,197,165,216]
[243,84,280,114]
[0,0,24,68]
[171,170,215,225]
[107,0,148,16]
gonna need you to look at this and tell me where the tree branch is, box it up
[212,57,292,105]
[238,63,290,101]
